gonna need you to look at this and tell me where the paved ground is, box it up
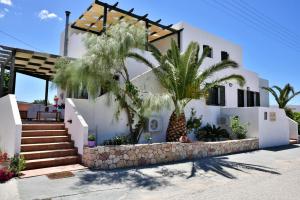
[1,144,300,200]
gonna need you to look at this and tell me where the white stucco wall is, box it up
[0,95,22,157]
[259,78,270,107]
[221,107,289,148]
[64,98,89,155]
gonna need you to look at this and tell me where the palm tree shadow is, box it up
[188,157,281,179]
[74,168,171,190]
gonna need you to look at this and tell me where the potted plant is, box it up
[88,134,96,147]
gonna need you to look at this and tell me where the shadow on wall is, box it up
[74,156,281,190]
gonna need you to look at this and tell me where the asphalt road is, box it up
[1,144,300,200]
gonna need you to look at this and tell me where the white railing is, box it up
[0,95,22,157]
[288,117,298,141]
[64,98,88,155]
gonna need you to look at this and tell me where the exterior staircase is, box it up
[21,123,80,170]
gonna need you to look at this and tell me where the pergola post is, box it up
[12,71,16,94]
[177,30,181,51]
[103,4,108,32]
[0,64,4,97]
[8,50,16,94]
[45,79,49,106]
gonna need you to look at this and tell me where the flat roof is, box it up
[71,0,178,43]
[0,45,61,80]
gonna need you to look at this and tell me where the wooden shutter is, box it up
[220,86,225,106]
[256,92,260,107]
[238,89,244,107]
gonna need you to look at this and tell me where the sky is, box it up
[0,0,299,105]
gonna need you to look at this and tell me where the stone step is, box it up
[22,130,68,137]
[22,124,65,131]
[25,156,79,170]
[21,142,74,152]
[20,149,78,160]
[21,136,71,144]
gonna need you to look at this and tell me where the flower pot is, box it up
[88,141,96,147]
[0,162,9,170]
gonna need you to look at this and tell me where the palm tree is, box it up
[131,40,245,141]
[262,84,300,109]
[53,22,150,143]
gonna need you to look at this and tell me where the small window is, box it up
[203,45,213,58]
[221,51,229,61]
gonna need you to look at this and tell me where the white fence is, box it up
[0,95,22,157]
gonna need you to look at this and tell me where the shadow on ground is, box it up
[75,168,171,190]
[74,156,281,190]
[188,157,281,179]
[263,144,300,152]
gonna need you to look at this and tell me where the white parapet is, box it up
[64,98,89,155]
[0,95,22,157]
[288,117,298,141]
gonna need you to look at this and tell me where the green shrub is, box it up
[103,135,131,146]
[290,111,300,135]
[195,123,229,141]
[186,108,202,134]
[230,116,247,139]
[88,134,96,141]
[9,155,26,176]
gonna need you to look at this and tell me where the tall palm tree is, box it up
[54,22,150,143]
[262,84,300,109]
[131,40,245,142]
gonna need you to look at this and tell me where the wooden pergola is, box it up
[0,45,61,105]
[71,0,181,46]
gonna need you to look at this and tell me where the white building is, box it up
[0,1,297,164]
[59,1,297,150]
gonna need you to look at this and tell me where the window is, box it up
[221,51,229,61]
[246,91,260,107]
[206,85,225,106]
[203,45,213,58]
[237,89,244,107]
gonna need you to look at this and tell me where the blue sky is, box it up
[0,0,299,104]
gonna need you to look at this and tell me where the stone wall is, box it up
[83,138,259,169]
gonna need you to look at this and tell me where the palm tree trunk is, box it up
[166,111,187,142]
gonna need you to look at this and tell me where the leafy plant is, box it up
[288,111,300,134]
[144,134,153,144]
[0,168,14,183]
[132,40,245,141]
[103,135,131,146]
[9,154,26,176]
[195,123,229,141]
[230,116,248,139]
[88,134,96,141]
[186,108,202,134]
